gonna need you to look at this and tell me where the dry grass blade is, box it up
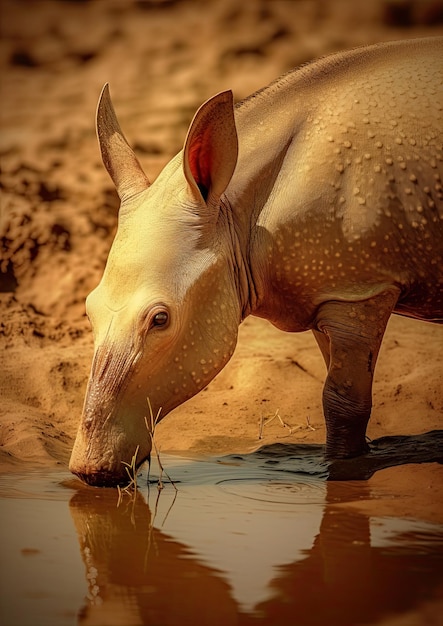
[258,408,295,439]
[306,415,316,431]
[117,445,140,508]
[144,397,178,492]
[117,398,178,508]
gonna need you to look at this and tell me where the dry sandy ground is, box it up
[1,0,443,544]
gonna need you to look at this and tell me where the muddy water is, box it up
[1,446,442,626]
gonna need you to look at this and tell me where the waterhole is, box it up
[1,446,442,626]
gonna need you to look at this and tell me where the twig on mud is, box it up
[258,415,265,440]
[258,408,295,439]
[306,415,316,431]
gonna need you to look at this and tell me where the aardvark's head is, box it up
[69,85,239,486]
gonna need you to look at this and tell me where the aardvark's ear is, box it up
[96,84,150,202]
[183,90,238,204]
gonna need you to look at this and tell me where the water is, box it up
[1,446,442,626]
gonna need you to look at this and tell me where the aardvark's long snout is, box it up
[69,421,151,488]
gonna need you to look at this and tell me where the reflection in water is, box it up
[68,450,443,626]
[71,489,238,626]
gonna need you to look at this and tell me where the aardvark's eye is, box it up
[152,311,169,327]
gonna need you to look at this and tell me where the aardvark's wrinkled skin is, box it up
[70,38,443,487]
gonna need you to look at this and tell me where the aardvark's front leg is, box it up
[313,290,399,459]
